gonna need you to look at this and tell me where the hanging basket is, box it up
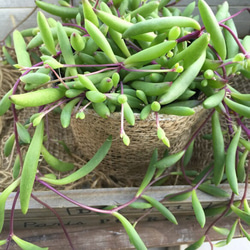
[70,105,208,186]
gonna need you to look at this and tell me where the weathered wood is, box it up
[3,184,249,231]
[1,213,248,249]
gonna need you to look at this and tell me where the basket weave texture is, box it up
[70,105,208,186]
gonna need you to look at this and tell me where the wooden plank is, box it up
[2,184,249,231]
[5,184,248,209]
[1,213,249,249]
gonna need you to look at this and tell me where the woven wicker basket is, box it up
[70,105,208,186]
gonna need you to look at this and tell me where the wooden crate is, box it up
[2,184,250,249]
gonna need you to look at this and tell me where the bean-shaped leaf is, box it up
[123,40,176,67]
[60,98,80,128]
[183,140,194,167]
[136,148,158,196]
[231,92,250,102]
[244,199,250,214]
[159,50,206,105]
[10,88,65,107]
[16,122,31,144]
[82,0,99,27]
[224,97,250,118]
[0,178,20,233]
[12,235,48,250]
[20,73,50,85]
[225,127,241,195]
[230,205,250,225]
[37,11,57,55]
[198,0,226,60]
[92,102,110,119]
[112,212,147,250]
[41,145,74,172]
[13,154,21,179]
[4,133,15,157]
[185,235,206,250]
[166,191,192,201]
[142,195,178,225]
[122,16,201,38]
[205,205,227,217]
[2,45,16,65]
[85,19,117,63]
[226,220,238,244]
[129,202,152,210]
[20,120,44,214]
[13,30,32,72]
[192,189,206,228]
[0,88,13,116]
[239,139,250,151]
[154,150,185,169]
[240,224,250,241]
[212,226,230,236]
[0,240,7,246]
[237,149,248,183]
[214,241,227,247]
[203,89,225,109]
[198,183,229,198]
[70,32,86,52]
[212,111,225,185]
[57,22,77,76]
[86,90,106,103]
[78,74,97,91]
[123,102,135,126]
[39,136,112,185]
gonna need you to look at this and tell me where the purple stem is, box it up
[193,166,214,190]
[31,194,75,250]
[179,109,215,185]
[36,176,152,215]
[223,101,235,135]
[176,29,201,43]
[125,40,142,52]
[219,8,250,24]
[85,67,118,76]
[236,117,250,138]
[184,109,215,151]
[36,178,112,214]
[12,61,44,95]
[120,82,125,136]
[11,105,23,168]
[64,63,122,68]
[47,65,70,89]
[40,98,68,115]
[62,23,87,33]
[5,190,20,250]
[204,192,235,235]
[219,23,247,56]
